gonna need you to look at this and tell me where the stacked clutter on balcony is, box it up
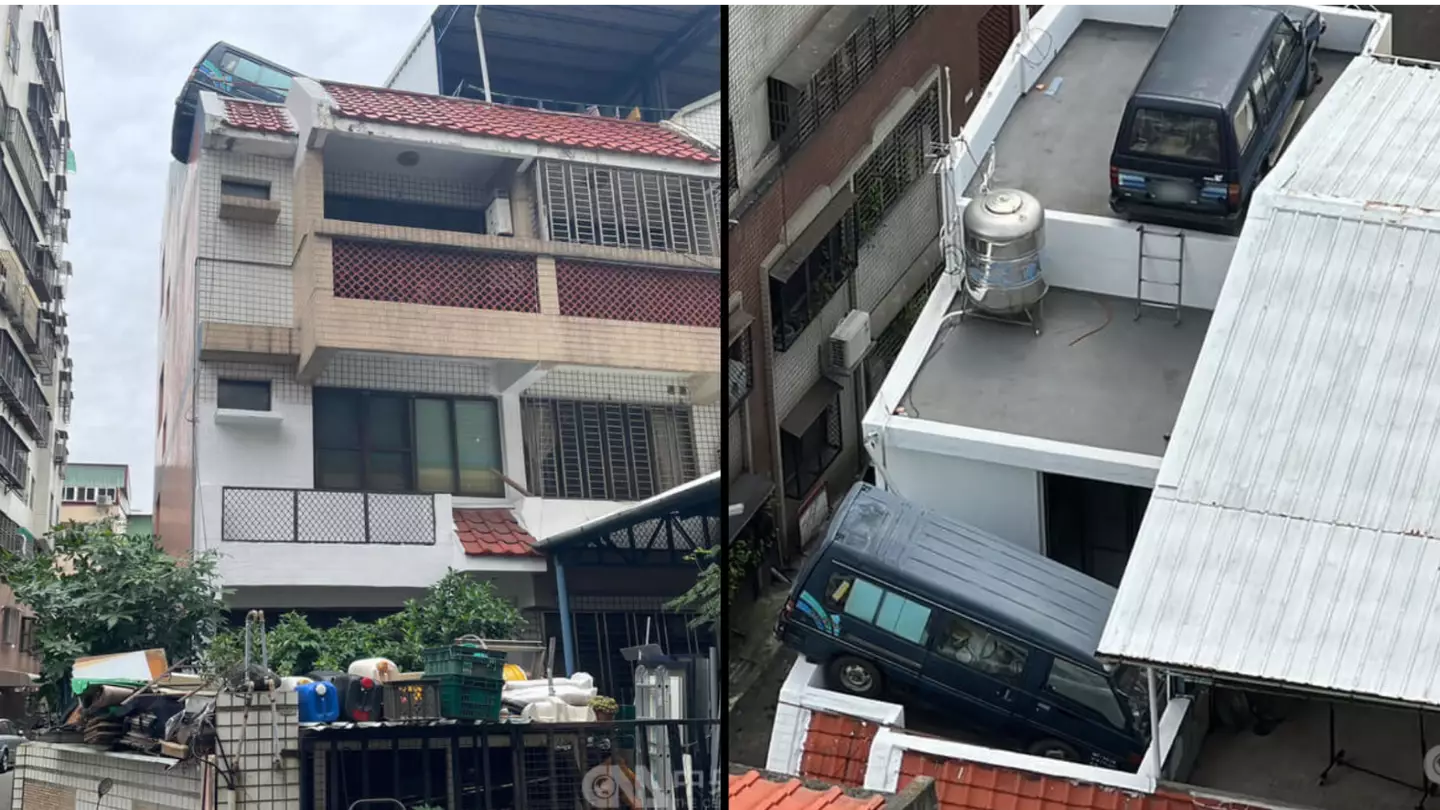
[399,635,508,722]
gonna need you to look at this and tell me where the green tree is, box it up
[667,546,721,630]
[0,524,226,698]
[206,570,526,677]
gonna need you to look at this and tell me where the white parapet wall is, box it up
[14,743,204,810]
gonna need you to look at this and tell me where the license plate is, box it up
[1151,180,1197,204]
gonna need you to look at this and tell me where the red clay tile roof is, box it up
[222,99,295,134]
[800,712,881,788]
[320,81,718,164]
[897,751,1265,810]
[729,770,887,810]
[454,509,539,557]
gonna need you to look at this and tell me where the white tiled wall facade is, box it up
[215,691,302,810]
[672,98,721,147]
[196,151,295,327]
[728,6,818,193]
[15,742,203,810]
[855,177,942,321]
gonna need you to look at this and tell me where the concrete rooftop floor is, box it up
[902,288,1210,458]
[968,21,1355,219]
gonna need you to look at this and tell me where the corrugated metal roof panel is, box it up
[1101,57,1440,708]
[1276,57,1440,208]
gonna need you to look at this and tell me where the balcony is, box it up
[30,315,53,382]
[27,246,57,303]
[331,239,539,313]
[26,84,55,173]
[537,160,720,258]
[0,420,26,493]
[30,23,60,96]
[1,106,43,219]
[0,330,49,445]
[220,487,437,545]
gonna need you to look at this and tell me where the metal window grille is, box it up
[3,9,16,74]
[521,398,698,501]
[726,119,737,195]
[553,260,720,327]
[331,239,540,313]
[727,327,753,416]
[854,83,942,243]
[768,6,929,153]
[0,154,38,279]
[1,107,42,223]
[0,328,47,445]
[26,84,54,173]
[866,263,941,396]
[0,417,26,492]
[771,210,859,353]
[220,487,437,545]
[539,161,719,257]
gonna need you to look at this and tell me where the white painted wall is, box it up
[878,439,1045,553]
[388,24,440,94]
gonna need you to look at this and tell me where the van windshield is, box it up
[1127,108,1222,164]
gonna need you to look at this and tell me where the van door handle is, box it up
[1036,702,1052,713]
[1001,688,1015,702]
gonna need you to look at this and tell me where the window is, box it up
[766,7,929,153]
[83,487,95,502]
[1249,71,1274,120]
[18,616,33,655]
[538,162,719,257]
[1046,658,1128,730]
[934,614,1030,682]
[0,608,12,645]
[218,379,271,411]
[781,392,842,500]
[854,84,941,242]
[728,324,753,415]
[314,388,503,496]
[521,397,697,501]
[771,213,857,352]
[1233,96,1257,152]
[827,574,932,645]
[219,51,292,95]
[1270,23,1298,74]
[220,178,271,200]
[1127,109,1222,164]
[62,486,73,501]
[4,7,17,73]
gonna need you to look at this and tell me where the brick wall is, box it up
[727,6,1001,552]
[15,742,204,810]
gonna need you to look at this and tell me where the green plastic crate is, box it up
[436,674,504,721]
[423,642,508,680]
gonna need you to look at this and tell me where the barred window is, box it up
[767,7,929,152]
[725,118,737,195]
[521,398,698,501]
[854,83,941,243]
[539,161,719,257]
[770,211,858,352]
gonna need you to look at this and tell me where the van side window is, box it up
[1270,23,1297,73]
[1249,72,1273,119]
[829,574,933,645]
[1234,96,1257,152]
[1045,659,1128,730]
[933,615,1029,682]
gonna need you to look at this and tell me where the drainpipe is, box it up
[474,5,494,103]
[1147,666,1162,781]
[554,557,577,676]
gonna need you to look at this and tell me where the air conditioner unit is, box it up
[486,190,514,237]
[826,310,872,375]
[96,494,111,506]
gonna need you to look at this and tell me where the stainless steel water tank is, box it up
[961,188,1047,316]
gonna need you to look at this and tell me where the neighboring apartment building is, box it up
[58,463,131,533]
[727,6,1018,558]
[0,5,71,713]
[155,76,722,651]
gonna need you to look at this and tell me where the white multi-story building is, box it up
[0,4,72,712]
[155,72,722,661]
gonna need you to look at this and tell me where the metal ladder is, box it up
[1135,225,1184,325]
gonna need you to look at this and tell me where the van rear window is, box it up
[1127,108,1222,164]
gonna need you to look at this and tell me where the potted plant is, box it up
[590,695,618,723]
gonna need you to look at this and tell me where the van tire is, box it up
[1026,738,1080,761]
[828,656,883,698]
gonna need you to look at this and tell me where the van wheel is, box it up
[828,656,883,698]
[1027,739,1080,761]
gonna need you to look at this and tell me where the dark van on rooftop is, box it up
[776,482,1151,770]
[1109,5,1326,233]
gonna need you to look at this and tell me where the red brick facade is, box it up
[728,6,1012,557]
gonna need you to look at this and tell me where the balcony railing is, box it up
[330,239,540,313]
[554,259,719,328]
[221,487,437,545]
[0,419,27,492]
[26,84,55,173]
[31,315,53,382]
[27,245,56,302]
[31,23,60,96]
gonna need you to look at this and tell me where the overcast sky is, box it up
[62,6,432,508]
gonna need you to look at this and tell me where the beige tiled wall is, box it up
[15,742,203,810]
[215,691,302,810]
